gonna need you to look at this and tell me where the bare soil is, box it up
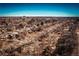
[0,17,79,56]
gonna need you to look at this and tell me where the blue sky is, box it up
[0,3,79,16]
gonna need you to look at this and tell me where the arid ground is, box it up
[0,17,79,56]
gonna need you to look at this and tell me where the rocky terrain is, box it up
[0,17,79,56]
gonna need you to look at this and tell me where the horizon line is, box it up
[0,15,79,17]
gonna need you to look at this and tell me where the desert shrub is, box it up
[15,34,19,38]
[7,35,13,39]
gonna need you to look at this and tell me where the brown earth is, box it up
[0,17,79,56]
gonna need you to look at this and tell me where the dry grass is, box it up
[0,17,79,56]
